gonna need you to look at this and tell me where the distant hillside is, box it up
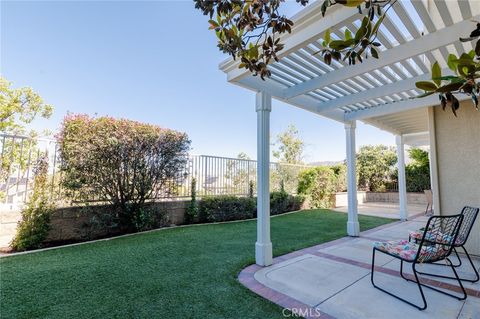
[308,160,344,167]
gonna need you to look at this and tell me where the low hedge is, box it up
[198,192,305,223]
[198,196,256,223]
[270,191,304,216]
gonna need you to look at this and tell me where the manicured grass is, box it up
[0,209,394,319]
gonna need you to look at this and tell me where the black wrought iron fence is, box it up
[0,133,313,205]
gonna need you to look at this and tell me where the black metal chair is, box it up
[371,214,465,310]
[409,206,479,283]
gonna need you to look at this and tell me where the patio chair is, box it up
[371,214,466,310]
[424,190,433,216]
[409,206,479,283]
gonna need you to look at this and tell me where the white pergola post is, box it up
[396,135,408,221]
[255,91,273,266]
[345,121,359,236]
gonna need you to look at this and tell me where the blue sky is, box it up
[1,0,395,162]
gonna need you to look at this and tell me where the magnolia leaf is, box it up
[345,29,352,40]
[431,62,442,86]
[372,15,385,36]
[475,39,480,56]
[370,47,379,59]
[435,81,464,93]
[329,40,350,50]
[337,0,365,7]
[355,16,369,42]
[416,81,437,92]
[324,29,331,45]
[416,91,435,98]
[447,54,458,72]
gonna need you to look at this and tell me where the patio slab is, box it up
[317,272,464,319]
[334,203,427,219]
[254,254,370,307]
[318,237,394,265]
[239,215,480,319]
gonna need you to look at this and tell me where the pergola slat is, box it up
[282,15,479,99]
[315,69,447,114]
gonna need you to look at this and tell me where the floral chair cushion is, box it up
[373,239,441,262]
[409,229,461,245]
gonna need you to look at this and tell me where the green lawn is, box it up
[0,209,394,319]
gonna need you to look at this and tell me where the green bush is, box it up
[11,157,56,251]
[198,193,304,223]
[270,191,304,215]
[297,166,337,209]
[406,165,431,192]
[330,164,347,192]
[185,178,198,224]
[357,145,397,191]
[58,114,190,232]
[81,204,169,240]
[391,148,431,193]
[199,196,256,222]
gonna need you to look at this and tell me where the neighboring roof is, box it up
[219,0,479,138]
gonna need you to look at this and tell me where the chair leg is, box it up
[462,246,480,283]
[416,247,478,283]
[451,247,463,268]
[371,248,427,310]
[400,260,409,281]
[406,260,467,301]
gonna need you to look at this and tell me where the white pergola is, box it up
[219,0,480,266]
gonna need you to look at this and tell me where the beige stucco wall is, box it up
[434,102,480,255]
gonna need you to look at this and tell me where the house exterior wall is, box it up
[433,102,480,255]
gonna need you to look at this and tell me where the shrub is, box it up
[405,165,431,192]
[57,114,190,232]
[248,181,254,198]
[406,148,431,192]
[185,178,198,224]
[330,164,347,192]
[297,166,337,209]
[198,196,256,222]
[11,157,56,251]
[270,191,304,215]
[81,204,168,240]
[357,145,397,191]
[198,193,304,223]
[391,148,431,192]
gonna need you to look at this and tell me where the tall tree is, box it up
[0,78,54,191]
[356,145,396,192]
[0,77,53,134]
[272,124,305,164]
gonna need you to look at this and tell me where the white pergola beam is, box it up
[345,92,471,121]
[220,3,360,83]
[282,15,479,99]
[239,76,345,122]
[315,71,449,114]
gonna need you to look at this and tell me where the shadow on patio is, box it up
[239,215,480,319]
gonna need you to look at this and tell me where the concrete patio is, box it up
[239,215,480,319]
[334,202,427,219]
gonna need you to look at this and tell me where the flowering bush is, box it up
[57,114,190,231]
